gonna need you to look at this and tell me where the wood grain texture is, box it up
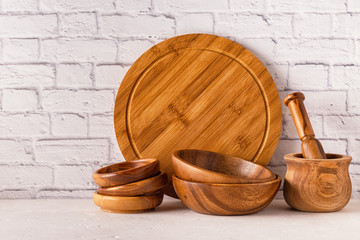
[172,149,275,183]
[93,192,163,213]
[93,159,159,187]
[172,174,281,215]
[283,153,352,212]
[114,34,282,197]
[97,172,168,196]
[284,92,326,159]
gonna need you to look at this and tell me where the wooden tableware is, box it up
[172,175,281,215]
[283,153,352,212]
[172,149,276,183]
[97,172,168,196]
[114,33,282,197]
[93,158,159,188]
[93,192,164,213]
[284,92,326,159]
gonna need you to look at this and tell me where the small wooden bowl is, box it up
[97,172,168,197]
[93,158,159,188]
[93,192,164,213]
[173,174,281,215]
[172,149,275,184]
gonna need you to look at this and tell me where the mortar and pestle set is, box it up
[284,92,352,212]
[91,34,351,215]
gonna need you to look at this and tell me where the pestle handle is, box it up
[284,92,327,159]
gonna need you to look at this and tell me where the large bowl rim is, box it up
[172,174,281,187]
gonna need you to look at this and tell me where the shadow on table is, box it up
[156,198,188,212]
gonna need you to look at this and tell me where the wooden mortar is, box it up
[283,153,352,212]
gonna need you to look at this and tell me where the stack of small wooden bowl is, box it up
[92,158,168,213]
[172,149,282,215]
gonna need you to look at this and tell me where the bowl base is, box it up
[100,208,155,214]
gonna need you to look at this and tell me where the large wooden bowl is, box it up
[93,192,163,213]
[173,174,281,215]
[93,158,159,188]
[97,172,168,197]
[172,149,276,183]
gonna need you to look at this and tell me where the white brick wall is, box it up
[0,0,359,199]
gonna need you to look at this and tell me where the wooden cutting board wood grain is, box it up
[114,34,282,198]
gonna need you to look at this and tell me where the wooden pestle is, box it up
[284,92,326,159]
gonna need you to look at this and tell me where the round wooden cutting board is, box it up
[114,34,282,198]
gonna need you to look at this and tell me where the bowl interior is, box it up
[175,149,273,178]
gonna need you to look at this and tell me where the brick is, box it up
[57,63,92,87]
[116,0,151,11]
[270,139,301,166]
[334,14,360,37]
[0,64,54,87]
[100,15,175,37]
[348,0,360,11]
[348,89,360,114]
[270,0,346,12]
[0,190,34,199]
[118,40,153,64]
[95,64,129,87]
[39,0,114,11]
[42,90,114,113]
[320,139,347,155]
[1,0,38,12]
[352,191,360,199]
[60,13,97,37]
[0,114,49,136]
[38,190,92,198]
[35,139,109,164]
[229,0,265,11]
[153,0,228,11]
[237,38,276,63]
[2,89,38,111]
[266,64,288,90]
[0,139,33,163]
[304,91,347,114]
[324,116,360,138]
[279,91,346,114]
[54,165,96,188]
[351,174,360,195]
[275,39,354,63]
[288,64,328,90]
[41,39,117,62]
[2,39,38,61]
[215,13,292,37]
[176,14,213,35]
[52,114,87,136]
[282,114,323,138]
[110,138,125,162]
[0,15,57,37]
[349,140,360,164]
[356,40,360,59]
[89,114,114,137]
[350,164,360,174]
[331,65,360,89]
[294,14,331,37]
[0,166,52,188]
